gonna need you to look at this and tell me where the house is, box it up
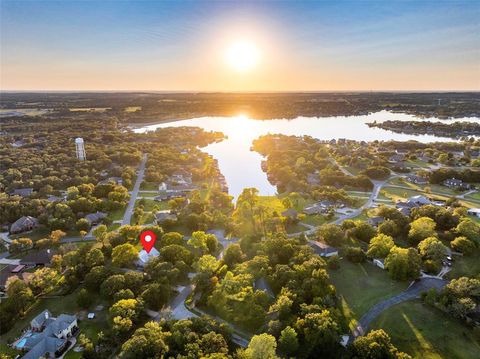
[373,258,385,270]
[308,241,339,257]
[46,194,66,203]
[154,190,187,202]
[306,172,321,185]
[443,178,470,190]
[136,247,160,267]
[20,249,54,267]
[99,177,123,186]
[154,211,177,224]
[467,208,480,218]
[12,188,33,197]
[406,174,428,185]
[388,154,405,163]
[16,310,78,359]
[409,195,432,206]
[281,208,298,219]
[367,216,384,227]
[9,216,38,234]
[84,211,107,226]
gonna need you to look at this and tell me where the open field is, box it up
[69,107,111,112]
[328,260,408,330]
[370,300,480,359]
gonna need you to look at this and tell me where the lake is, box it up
[134,111,480,198]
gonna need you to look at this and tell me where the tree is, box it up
[385,247,421,281]
[317,224,345,247]
[85,265,109,292]
[278,326,299,356]
[408,217,436,244]
[110,298,143,323]
[367,234,394,258]
[77,288,93,308]
[100,274,126,297]
[141,283,171,310]
[28,267,58,296]
[112,315,133,336]
[9,237,33,253]
[351,329,411,358]
[223,243,244,268]
[418,237,447,263]
[244,333,278,359]
[451,236,476,255]
[86,248,105,268]
[456,219,480,244]
[195,254,220,275]
[188,231,218,254]
[121,321,170,358]
[350,221,376,243]
[345,246,366,263]
[160,232,184,247]
[76,218,90,231]
[237,188,260,230]
[112,243,138,268]
[93,224,107,247]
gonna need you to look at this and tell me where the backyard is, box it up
[328,260,408,330]
[370,300,480,359]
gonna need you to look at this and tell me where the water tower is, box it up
[75,137,86,161]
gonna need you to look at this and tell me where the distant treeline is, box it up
[368,120,480,138]
[1,92,479,123]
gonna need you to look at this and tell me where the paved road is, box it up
[352,277,447,338]
[0,257,20,265]
[122,153,148,226]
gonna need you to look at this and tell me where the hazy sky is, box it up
[1,0,479,91]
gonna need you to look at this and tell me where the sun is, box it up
[225,41,260,72]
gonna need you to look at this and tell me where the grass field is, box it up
[328,260,408,330]
[370,301,480,359]
[446,251,480,279]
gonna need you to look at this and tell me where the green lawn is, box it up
[107,208,125,221]
[446,251,480,279]
[328,260,408,330]
[370,301,480,359]
[135,198,169,212]
[140,182,158,191]
[302,214,330,226]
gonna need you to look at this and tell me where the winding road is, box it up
[351,277,448,339]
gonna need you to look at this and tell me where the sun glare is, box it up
[225,41,260,72]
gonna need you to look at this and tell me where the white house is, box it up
[467,208,480,218]
[136,247,160,267]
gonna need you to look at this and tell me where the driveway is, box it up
[352,277,447,338]
[122,153,148,226]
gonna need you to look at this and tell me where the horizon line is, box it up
[1,90,479,94]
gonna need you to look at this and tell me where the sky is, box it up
[1,0,479,91]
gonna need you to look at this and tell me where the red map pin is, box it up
[140,230,157,253]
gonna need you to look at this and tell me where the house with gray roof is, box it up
[308,241,339,257]
[15,310,78,358]
[12,188,33,197]
[154,211,177,224]
[84,211,107,226]
[10,216,38,234]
